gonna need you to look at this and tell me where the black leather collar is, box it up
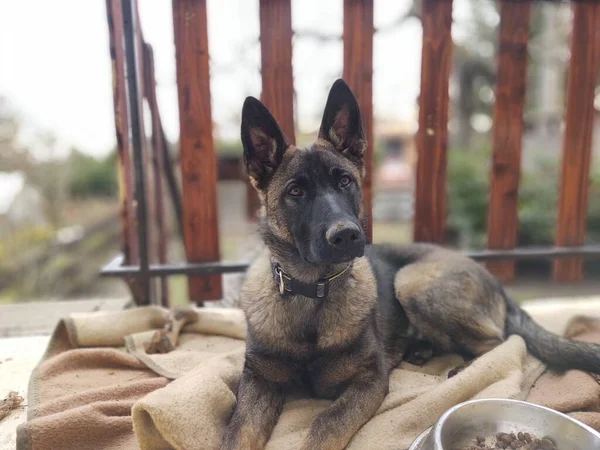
[271,261,352,299]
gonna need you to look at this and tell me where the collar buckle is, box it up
[316,282,326,298]
[273,264,290,295]
[276,266,285,295]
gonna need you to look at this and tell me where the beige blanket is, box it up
[16,305,563,450]
[526,315,600,429]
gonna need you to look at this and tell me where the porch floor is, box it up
[2,295,600,450]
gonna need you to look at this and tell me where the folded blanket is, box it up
[136,335,542,450]
[17,319,169,450]
[16,305,597,450]
[16,307,246,450]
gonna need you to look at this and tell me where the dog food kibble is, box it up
[455,431,558,450]
[539,437,556,450]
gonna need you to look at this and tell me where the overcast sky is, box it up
[0,0,474,159]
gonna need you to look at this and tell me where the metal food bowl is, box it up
[409,398,600,450]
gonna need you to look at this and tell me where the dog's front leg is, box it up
[221,368,285,450]
[300,375,387,450]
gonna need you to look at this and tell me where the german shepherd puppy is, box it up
[221,79,600,450]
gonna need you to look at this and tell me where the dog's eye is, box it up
[340,175,352,187]
[288,186,303,196]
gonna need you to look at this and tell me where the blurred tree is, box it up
[27,133,70,228]
[0,99,68,228]
[67,149,117,198]
[451,0,572,148]
[0,98,118,229]
[0,97,33,172]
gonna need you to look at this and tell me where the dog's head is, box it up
[241,79,367,266]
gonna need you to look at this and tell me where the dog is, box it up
[221,79,600,450]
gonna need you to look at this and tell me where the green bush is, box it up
[68,151,117,198]
[446,148,600,250]
[517,157,559,247]
[215,140,243,156]
[446,147,490,248]
[586,168,600,244]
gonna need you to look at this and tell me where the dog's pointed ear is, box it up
[241,97,290,189]
[318,79,366,169]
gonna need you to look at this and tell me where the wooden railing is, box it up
[103,0,600,306]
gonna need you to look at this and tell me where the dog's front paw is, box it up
[404,340,434,366]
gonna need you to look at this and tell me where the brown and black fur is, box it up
[221,79,600,450]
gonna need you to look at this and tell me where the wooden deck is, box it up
[0,335,49,450]
[0,298,130,338]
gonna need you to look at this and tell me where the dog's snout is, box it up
[326,221,364,253]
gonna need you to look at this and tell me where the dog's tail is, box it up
[504,292,600,373]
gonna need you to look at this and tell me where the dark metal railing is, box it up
[120,0,151,303]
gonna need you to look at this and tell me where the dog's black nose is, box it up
[326,221,364,253]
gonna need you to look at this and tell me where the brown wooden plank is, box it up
[413,0,453,244]
[143,43,169,306]
[486,1,531,283]
[553,2,600,282]
[160,124,184,239]
[343,0,374,243]
[254,0,294,223]
[172,0,222,303]
[259,0,295,142]
[106,0,137,265]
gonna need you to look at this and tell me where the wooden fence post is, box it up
[247,0,295,223]
[172,0,222,304]
[553,2,600,282]
[143,43,169,306]
[414,0,453,244]
[259,0,295,142]
[486,1,531,282]
[343,0,374,243]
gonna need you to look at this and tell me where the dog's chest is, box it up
[247,298,354,354]
[241,254,378,355]
[299,346,375,399]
